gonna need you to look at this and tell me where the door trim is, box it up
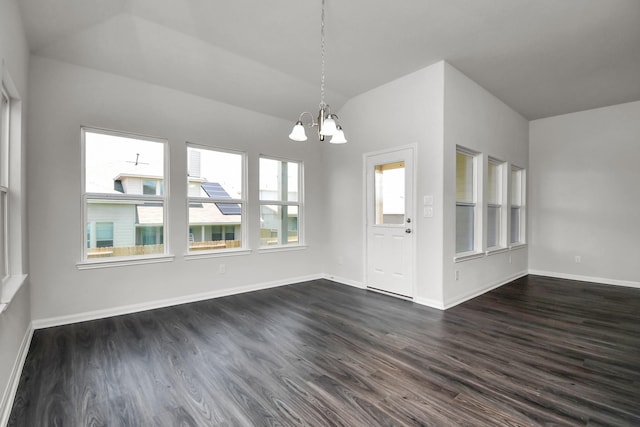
[362,143,418,299]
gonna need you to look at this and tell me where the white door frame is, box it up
[362,143,418,299]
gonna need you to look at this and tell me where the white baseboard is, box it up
[0,322,33,427]
[443,270,529,309]
[322,274,366,289]
[414,297,445,310]
[528,270,640,289]
[32,274,323,329]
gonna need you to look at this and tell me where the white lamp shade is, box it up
[319,115,338,136]
[329,126,347,144]
[289,122,307,141]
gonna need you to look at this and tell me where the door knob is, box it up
[405,228,412,234]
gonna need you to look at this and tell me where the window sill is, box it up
[77,254,175,270]
[184,249,252,261]
[0,273,28,314]
[509,243,528,251]
[258,244,307,254]
[486,247,509,256]
[454,251,484,263]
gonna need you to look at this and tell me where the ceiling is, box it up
[17,0,640,121]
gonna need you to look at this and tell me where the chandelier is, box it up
[288,0,347,144]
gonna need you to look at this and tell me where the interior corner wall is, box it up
[27,56,327,323]
[323,62,445,305]
[0,0,31,423]
[529,101,640,287]
[442,63,529,307]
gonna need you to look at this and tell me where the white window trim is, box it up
[185,143,248,255]
[509,165,526,245]
[455,147,481,258]
[78,127,170,268]
[0,85,9,284]
[486,157,506,251]
[0,66,27,311]
[259,154,304,249]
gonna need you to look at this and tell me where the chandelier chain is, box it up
[320,0,326,107]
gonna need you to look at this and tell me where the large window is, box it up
[82,128,167,260]
[0,75,27,311]
[259,157,302,247]
[0,87,9,280]
[187,145,245,253]
[510,166,526,244]
[456,149,478,254]
[487,158,504,250]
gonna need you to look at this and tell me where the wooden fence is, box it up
[189,240,241,251]
[87,244,164,258]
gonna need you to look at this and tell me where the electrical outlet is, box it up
[338,256,344,265]
[218,263,226,274]
[455,270,460,281]
[574,256,581,264]
[509,254,512,264]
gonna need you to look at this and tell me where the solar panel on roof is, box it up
[201,182,241,215]
[216,203,242,215]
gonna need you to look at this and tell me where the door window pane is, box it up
[374,161,405,225]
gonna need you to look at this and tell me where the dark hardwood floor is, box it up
[8,275,640,426]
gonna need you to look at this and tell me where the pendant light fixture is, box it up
[289,0,347,144]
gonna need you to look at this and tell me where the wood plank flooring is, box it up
[8,275,640,426]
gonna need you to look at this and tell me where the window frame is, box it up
[455,147,481,257]
[0,85,10,283]
[259,155,304,249]
[486,157,506,252]
[79,127,171,267]
[0,71,27,312]
[509,165,526,246]
[185,143,248,256]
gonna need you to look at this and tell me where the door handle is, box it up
[405,228,412,234]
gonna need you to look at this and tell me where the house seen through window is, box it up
[82,128,167,260]
[259,157,302,247]
[187,145,245,252]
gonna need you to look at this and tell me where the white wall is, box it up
[529,101,640,287]
[27,56,327,323]
[323,62,446,305]
[442,63,529,307]
[0,0,31,423]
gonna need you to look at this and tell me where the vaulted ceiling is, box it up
[18,0,640,121]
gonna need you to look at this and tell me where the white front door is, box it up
[365,147,415,298]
